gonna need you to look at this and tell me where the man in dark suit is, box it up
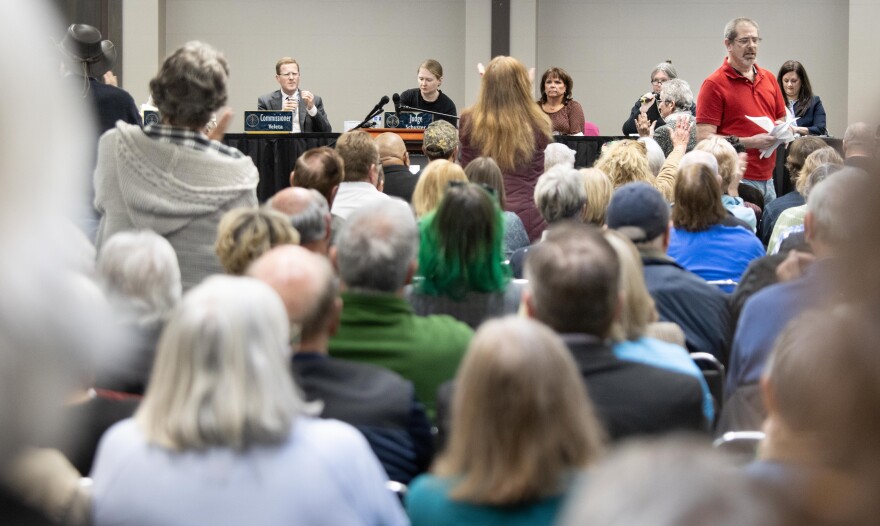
[257,57,331,132]
[522,222,706,440]
[248,245,433,484]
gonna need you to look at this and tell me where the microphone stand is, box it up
[399,104,459,123]
[351,106,386,131]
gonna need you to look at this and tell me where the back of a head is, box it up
[797,147,843,195]
[419,183,508,297]
[639,137,665,177]
[595,140,652,188]
[291,147,345,204]
[412,159,468,217]
[467,56,552,171]
[580,168,614,226]
[422,120,458,161]
[525,222,619,336]
[215,207,300,275]
[807,166,867,250]
[559,437,787,526]
[335,199,418,293]
[247,245,337,345]
[785,136,828,183]
[694,137,737,188]
[535,166,587,224]
[137,275,306,450]
[335,130,378,182]
[97,230,182,323]
[375,131,407,162]
[843,122,875,155]
[437,316,604,505]
[606,182,670,245]
[544,143,576,172]
[673,164,726,232]
[464,156,506,209]
[149,41,229,129]
[678,149,719,180]
[269,187,330,246]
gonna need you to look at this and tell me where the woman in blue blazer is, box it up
[777,60,827,136]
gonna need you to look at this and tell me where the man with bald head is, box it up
[843,122,878,174]
[247,245,433,484]
[268,187,332,255]
[375,132,418,203]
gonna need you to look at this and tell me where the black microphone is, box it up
[352,95,390,130]
[392,93,401,119]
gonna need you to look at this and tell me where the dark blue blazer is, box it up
[793,95,827,135]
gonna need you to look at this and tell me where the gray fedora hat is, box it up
[59,24,116,78]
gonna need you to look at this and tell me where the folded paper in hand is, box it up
[746,114,798,159]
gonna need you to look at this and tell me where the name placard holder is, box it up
[244,111,293,133]
[383,111,434,129]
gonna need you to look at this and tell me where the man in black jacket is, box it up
[522,222,706,440]
[248,245,433,484]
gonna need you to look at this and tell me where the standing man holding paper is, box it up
[258,57,331,132]
[696,18,786,203]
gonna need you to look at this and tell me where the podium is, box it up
[361,128,425,154]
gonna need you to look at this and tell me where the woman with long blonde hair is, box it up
[459,56,553,242]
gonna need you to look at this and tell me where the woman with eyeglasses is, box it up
[777,60,827,136]
[647,78,697,157]
[622,61,689,136]
[406,182,521,329]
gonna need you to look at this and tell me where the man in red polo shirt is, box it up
[696,17,786,204]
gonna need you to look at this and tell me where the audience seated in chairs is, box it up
[761,136,827,245]
[603,229,715,425]
[406,182,522,329]
[464,156,529,258]
[522,222,705,440]
[328,200,473,420]
[727,167,869,397]
[95,230,182,394]
[407,316,605,526]
[667,163,765,292]
[90,275,407,525]
[249,245,433,486]
[606,182,732,364]
[509,165,587,278]
[93,41,259,291]
[214,207,299,275]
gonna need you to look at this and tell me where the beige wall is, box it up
[535,0,849,137]
[123,1,867,137]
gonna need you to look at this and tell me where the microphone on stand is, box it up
[352,95,390,130]
[392,93,401,119]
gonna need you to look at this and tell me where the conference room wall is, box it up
[535,0,849,138]
[151,0,469,133]
[121,1,871,137]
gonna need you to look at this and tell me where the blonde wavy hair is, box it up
[594,140,653,188]
[579,168,614,225]
[796,147,843,195]
[694,137,739,189]
[215,207,300,275]
[412,159,467,217]
[461,56,553,172]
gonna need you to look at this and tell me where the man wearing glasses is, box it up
[258,57,331,132]
[696,18,786,203]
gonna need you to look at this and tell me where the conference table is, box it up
[223,132,839,203]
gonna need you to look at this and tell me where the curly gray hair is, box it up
[150,41,229,129]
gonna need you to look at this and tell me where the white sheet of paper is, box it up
[746,114,798,158]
